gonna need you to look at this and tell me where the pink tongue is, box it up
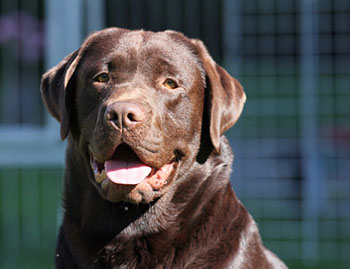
[105,158,152,185]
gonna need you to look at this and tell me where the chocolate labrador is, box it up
[41,28,286,268]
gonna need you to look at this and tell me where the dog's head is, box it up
[41,28,245,204]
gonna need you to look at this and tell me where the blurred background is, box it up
[0,0,349,268]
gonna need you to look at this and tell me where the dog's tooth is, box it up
[158,166,172,178]
[157,170,166,179]
[160,163,173,174]
[95,169,107,183]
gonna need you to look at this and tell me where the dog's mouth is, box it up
[89,144,175,190]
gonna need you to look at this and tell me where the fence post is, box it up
[86,0,105,34]
[300,0,321,264]
[44,0,84,231]
[222,0,241,74]
[44,0,83,137]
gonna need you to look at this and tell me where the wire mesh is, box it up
[228,0,350,267]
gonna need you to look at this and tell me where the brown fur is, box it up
[41,28,286,268]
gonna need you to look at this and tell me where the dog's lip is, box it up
[88,145,176,188]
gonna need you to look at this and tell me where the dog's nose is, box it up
[105,101,145,130]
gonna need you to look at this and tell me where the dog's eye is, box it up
[163,79,178,89]
[95,73,109,83]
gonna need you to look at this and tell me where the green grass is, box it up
[0,167,63,268]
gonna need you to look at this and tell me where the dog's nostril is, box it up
[127,112,136,122]
[107,111,118,121]
[126,111,143,123]
[105,111,120,129]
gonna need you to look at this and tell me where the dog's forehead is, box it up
[81,29,199,67]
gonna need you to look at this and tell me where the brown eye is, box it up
[163,78,178,89]
[95,73,109,83]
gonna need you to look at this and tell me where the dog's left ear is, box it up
[41,50,81,140]
[192,39,246,152]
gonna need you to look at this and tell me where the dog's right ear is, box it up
[41,50,80,140]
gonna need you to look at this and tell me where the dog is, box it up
[41,27,287,268]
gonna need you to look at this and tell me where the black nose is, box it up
[105,101,145,130]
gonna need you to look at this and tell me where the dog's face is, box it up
[41,28,245,204]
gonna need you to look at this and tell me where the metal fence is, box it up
[229,1,350,268]
[0,0,349,268]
